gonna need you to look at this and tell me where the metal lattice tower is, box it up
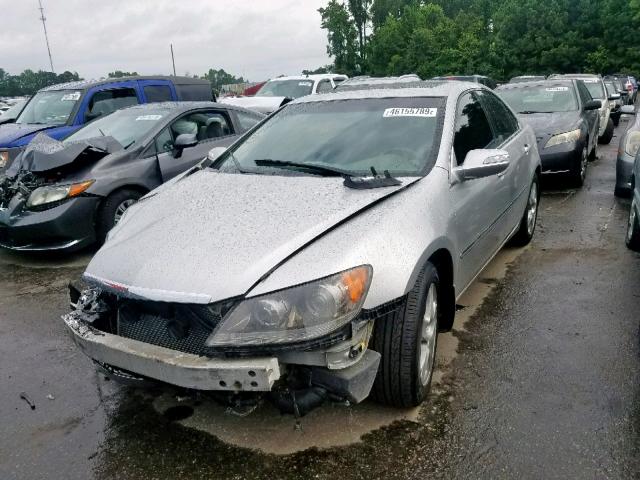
[37,0,55,73]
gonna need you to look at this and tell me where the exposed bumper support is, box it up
[63,313,281,392]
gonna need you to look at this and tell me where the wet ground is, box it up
[1,126,639,479]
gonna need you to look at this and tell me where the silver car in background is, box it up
[627,151,640,250]
[64,82,541,414]
[615,105,640,197]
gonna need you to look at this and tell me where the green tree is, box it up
[319,0,360,75]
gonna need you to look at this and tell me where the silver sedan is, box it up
[64,81,542,413]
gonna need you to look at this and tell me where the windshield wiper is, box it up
[254,159,349,177]
[254,160,402,189]
[518,110,553,114]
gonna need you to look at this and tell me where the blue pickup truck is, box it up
[0,76,212,169]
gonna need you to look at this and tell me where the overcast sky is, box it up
[0,0,331,81]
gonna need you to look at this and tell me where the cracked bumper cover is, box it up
[63,313,282,391]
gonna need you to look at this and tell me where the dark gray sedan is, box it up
[0,102,264,251]
[627,151,640,250]
[496,79,601,186]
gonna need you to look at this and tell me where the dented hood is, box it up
[85,170,414,304]
[0,122,55,147]
[219,96,289,114]
[6,133,123,176]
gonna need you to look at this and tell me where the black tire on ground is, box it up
[614,185,631,198]
[626,199,640,251]
[370,262,441,408]
[510,175,540,247]
[598,118,614,145]
[612,115,620,127]
[96,188,143,244]
[570,145,588,188]
[588,137,597,161]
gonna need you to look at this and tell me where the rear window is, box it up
[175,84,213,101]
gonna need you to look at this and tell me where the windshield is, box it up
[497,84,578,113]
[605,82,618,96]
[65,107,169,148]
[581,80,605,99]
[1,98,28,118]
[16,90,81,125]
[219,97,444,177]
[256,80,314,99]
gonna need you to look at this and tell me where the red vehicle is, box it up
[242,82,266,97]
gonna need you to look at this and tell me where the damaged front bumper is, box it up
[63,285,386,413]
[64,311,282,391]
[0,196,99,251]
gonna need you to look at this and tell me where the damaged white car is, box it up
[64,81,541,415]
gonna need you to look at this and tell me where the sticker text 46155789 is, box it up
[383,107,438,118]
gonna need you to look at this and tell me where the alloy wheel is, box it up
[526,181,539,236]
[419,283,438,385]
[114,199,136,225]
[628,199,637,243]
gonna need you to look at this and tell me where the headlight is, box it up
[624,131,640,156]
[26,180,94,209]
[0,151,8,168]
[545,129,581,148]
[206,265,373,347]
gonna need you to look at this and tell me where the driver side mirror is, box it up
[584,99,602,111]
[454,149,510,182]
[173,133,198,158]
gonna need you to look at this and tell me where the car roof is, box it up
[267,74,347,83]
[549,73,601,80]
[110,101,260,115]
[291,80,481,104]
[40,75,210,92]
[496,78,576,90]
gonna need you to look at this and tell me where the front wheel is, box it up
[570,145,588,187]
[626,198,640,251]
[370,262,440,407]
[510,175,540,246]
[96,189,143,244]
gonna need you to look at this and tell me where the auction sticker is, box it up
[383,107,437,118]
[298,82,313,86]
[61,92,81,101]
[135,115,163,121]
[545,87,569,92]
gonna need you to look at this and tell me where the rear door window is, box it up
[316,80,334,94]
[85,87,138,121]
[169,110,233,144]
[144,85,173,103]
[453,92,496,165]
[478,91,519,145]
[576,81,592,104]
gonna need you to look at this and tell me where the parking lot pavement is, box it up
[0,127,639,480]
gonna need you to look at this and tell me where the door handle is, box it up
[524,144,531,155]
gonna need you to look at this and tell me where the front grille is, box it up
[117,301,229,356]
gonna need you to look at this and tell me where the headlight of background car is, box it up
[26,180,94,209]
[624,131,640,156]
[0,151,9,168]
[206,265,373,347]
[545,129,581,148]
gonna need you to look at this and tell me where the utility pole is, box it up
[170,44,176,76]
[37,0,55,73]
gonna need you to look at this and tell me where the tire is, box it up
[626,197,640,251]
[370,262,440,407]
[588,136,597,161]
[613,115,620,127]
[614,185,631,198]
[510,175,540,246]
[570,144,588,187]
[598,118,614,145]
[96,189,143,243]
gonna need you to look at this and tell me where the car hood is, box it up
[516,111,582,147]
[6,133,123,177]
[219,96,289,114]
[85,170,416,304]
[0,122,55,146]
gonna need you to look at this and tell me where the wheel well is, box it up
[96,185,150,220]
[429,248,456,332]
